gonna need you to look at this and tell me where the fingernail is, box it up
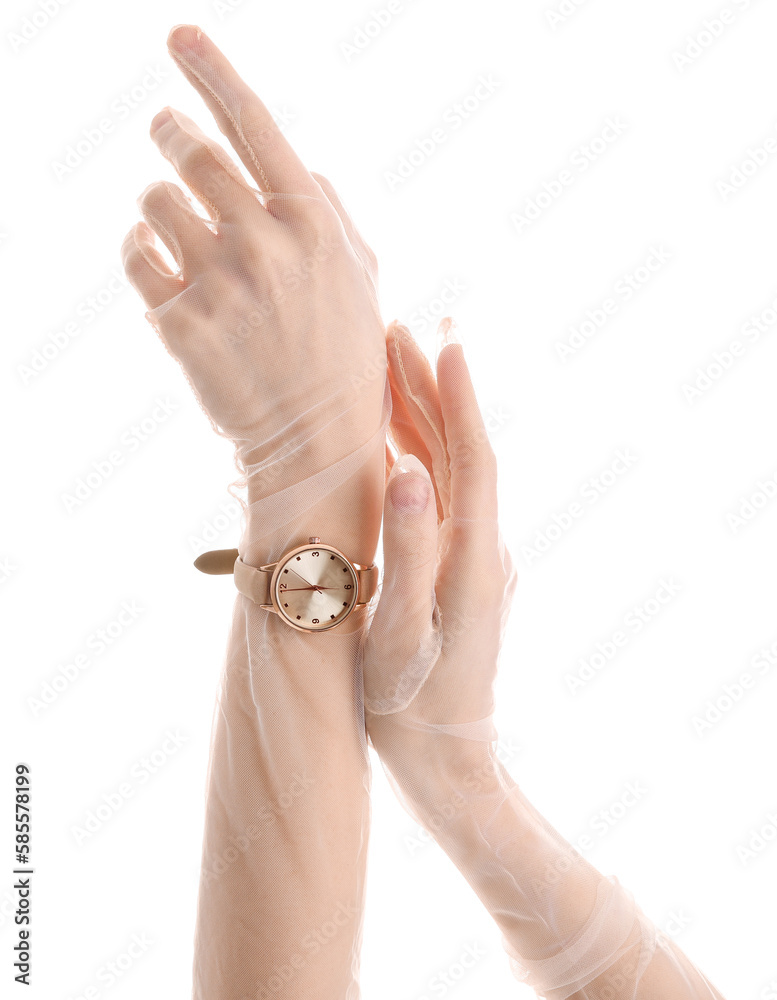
[435,317,463,366]
[149,107,172,135]
[390,454,431,513]
[168,24,204,53]
[395,453,427,476]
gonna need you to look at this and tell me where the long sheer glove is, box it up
[120,25,390,1000]
[360,320,726,1000]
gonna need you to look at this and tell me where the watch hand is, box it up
[280,586,338,592]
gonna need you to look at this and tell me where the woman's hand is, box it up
[120,25,387,481]
[362,320,517,752]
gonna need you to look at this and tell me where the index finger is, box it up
[166,24,319,197]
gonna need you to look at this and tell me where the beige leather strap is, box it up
[194,548,378,607]
[193,548,239,574]
[234,556,271,605]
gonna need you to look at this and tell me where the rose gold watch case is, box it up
[259,540,363,633]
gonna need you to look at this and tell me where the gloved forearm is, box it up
[370,723,725,999]
[192,399,388,1000]
[192,596,371,999]
[121,24,392,998]
[362,321,726,1000]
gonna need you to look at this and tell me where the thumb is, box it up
[363,453,442,715]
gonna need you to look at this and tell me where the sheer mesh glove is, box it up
[120,25,390,1000]
[120,25,390,565]
[360,320,726,1000]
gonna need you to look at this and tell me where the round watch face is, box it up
[271,544,359,631]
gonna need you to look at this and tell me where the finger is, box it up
[385,441,396,488]
[311,171,378,282]
[363,454,441,715]
[167,25,320,197]
[121,221,184,310]
[137,180,216,275]
[436,333,498,523]
[386,320,450,522]
[386,369,435,486]
[149,106,268,224]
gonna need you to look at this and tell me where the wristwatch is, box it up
[193,537,378,633]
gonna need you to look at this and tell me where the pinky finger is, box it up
[120,221,184,310]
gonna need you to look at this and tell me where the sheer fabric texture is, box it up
[120,23,727,1000]
[360,321,726,1000]
[122,26,391,998]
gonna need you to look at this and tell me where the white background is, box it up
[2,0,776,998]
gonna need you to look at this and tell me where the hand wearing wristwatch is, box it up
[194,537,378,633]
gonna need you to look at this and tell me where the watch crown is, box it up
[309,536,321,544]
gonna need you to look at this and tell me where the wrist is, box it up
[367,714,507,824]
[242,383,388,567]
[242,439,384,568]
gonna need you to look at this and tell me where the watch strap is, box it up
[193,548,239,575]
[234,555,271,606]
[193,547,378,606]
